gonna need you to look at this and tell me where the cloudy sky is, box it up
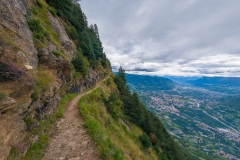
[81,0,240,77]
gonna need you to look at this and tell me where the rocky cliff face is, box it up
[0,0,108,159]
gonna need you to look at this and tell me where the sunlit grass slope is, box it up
[78,76,159,160]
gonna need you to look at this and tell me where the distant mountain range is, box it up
[125,74,175,91]
[188,77,240,87]
[188,77,240,94]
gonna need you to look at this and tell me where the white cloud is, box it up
[81,0,240,76]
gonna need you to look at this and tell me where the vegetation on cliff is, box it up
[77,70,195,160]
[78,76,159,159]
[46,0,110,72]
[114,67,195,160]
[2,0,110,159]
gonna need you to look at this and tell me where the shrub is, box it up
[23,134,49,159]
[0,92,6,101]
[48,7,57,16]
[31,90,39,101]
[64,24,78,40]
[35,68,54,89]
[72,52,88,76]
[36,0,44,8]
[31,68,54,101]
[139,133,151,150]
[0,60,27,81]
[73,71,81,79]
[30,6,38,15]
[27,18,47,41]
[150,133,157,145]
[52,50,62,57]
[103,92,120,119]
[24,118,37,126]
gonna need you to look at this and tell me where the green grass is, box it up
[73,71,82,79]
[56,93,77,118]
[36,0,44,8]
[24,117,37,126]
[7,147,21,160]
[78,80,159,160]
[52,50,63,57]
[29,0,61,49]
[84,116,124,160]
[32,67,55,101]
[79,88,125,160]
[36,2,59,46]
[27,18,47,42]
[48,7,57,16]
[30,6,38,15]
[23,134,49,160]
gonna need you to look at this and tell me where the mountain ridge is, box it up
[126,73,176,91]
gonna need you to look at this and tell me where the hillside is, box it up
[125,74,240,159]
[0,0,110,159]
[78,75,160,160]
[0,0,194,160]
[126,74,176,91]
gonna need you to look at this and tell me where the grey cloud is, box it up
[81,0,240,76]
[127,68,158,73]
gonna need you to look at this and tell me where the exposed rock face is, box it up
[48,13,76,60]
[0,0,39,157]
[0,0,107,159]
[68,68,106,93]
[0,0,38,68]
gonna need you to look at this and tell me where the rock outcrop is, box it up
[0,0,108,159]
[0,0,38,68]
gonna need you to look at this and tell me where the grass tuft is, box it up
[30,6,38,15]
[48,7,57,16]
[52,50,63,57]
[56,93,77,118]
[0,92,6,101]
[36,0,44,8]
[31,67,55,101]
[23,134,49,160]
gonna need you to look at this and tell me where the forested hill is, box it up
[114,67,194,160]
[126,74,176,91]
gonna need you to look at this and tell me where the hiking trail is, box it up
[43,78,107,160]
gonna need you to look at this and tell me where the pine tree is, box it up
[94,24,99,39]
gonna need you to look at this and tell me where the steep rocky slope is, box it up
[0,0,110,159]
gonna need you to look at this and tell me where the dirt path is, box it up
[43,78,107,160]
